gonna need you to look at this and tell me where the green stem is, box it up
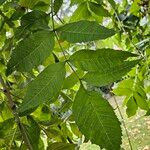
[133,65,139,90]
[109,5,140,150]
[50,0,83,86]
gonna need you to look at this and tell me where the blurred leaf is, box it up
[19,0,37,8]
[59,92,72,112]
[0,0,6,5]
[33,1,50,11]
[113,79,134,96]
[47,142,76,150]
[54,0,63,14]
[24,116,40,150]
[88,2,110,17]
[14,10,49,39]
[107,0,116,9]
[32,105,51,122]
[21,10,49,30]
[0,118,15,139]
[70,2,91,22]
[130,0,140,15]
[19,0,50,8]
[63,72,79,89]
[133,92,149,110]
[70,0,84,6]
[10,8,25,21]
[126,96,138,117]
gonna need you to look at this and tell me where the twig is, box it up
[0,75,33,150]
[112,8,143,56]
[133,65,139,90]
[0,88,23,100]
[109,4,142,150]
[113,96,133,150]
[56,14,65,24]
[50,0,83,86]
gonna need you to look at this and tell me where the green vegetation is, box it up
[0,0,149,149]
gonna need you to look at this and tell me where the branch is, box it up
[0,75,33,150]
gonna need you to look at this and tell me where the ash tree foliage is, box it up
[0,0,149,150]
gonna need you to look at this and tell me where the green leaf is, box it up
[18,62,66,114]
[93,0,103,5]
[19,0,50,8]
[130,0,140,15]
[146,85,150,93]
[54,0,63,14]
[20,0,38,8]
[31,105,51,122]
[83,60,139,86]
[88,2,110,17]
[10,9,25,21]
[21,10,49,30]
[24,116,40,150]
[33,1,50,12]
[70,2,91,22]
[6,30,54,75]
[14,10,49,39]
[63,72,79,89]
[133,92,149,110]
[70,49,139,86]
[59,92,73,112]
[0,118,15,139]
[47,143,76,150]
[70,49,137,71]
[73,86,122,150]
[0,0,7,5]
[126,96,138,117]
[70,0,84,5]
[107,0,116,9]
[56,20,116,43]
[113,79,134,96]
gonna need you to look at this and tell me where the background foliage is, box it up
[0,0,149,149]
